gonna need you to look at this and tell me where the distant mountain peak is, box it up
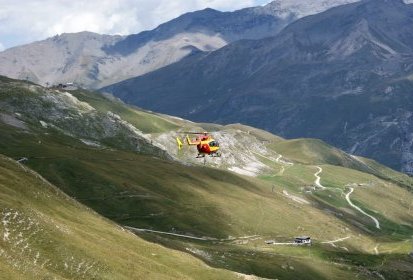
[255,0,359,18]
[257,0,412,19]
[199,7,220,13]
[376,0,405,4]
[361,0,406,5]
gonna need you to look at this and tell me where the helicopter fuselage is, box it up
[196,139,220,155]
[186,135,220,157]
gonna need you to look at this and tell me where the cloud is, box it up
[0,42,4,51]
[0,0,266,49]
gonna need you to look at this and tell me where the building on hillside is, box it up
[294,236,311,245]
[54,82,77,90]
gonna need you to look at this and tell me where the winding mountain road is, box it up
[314,166,326,190]
[345,188,381,229]
[312,166,380,230]
[251,151,292,176]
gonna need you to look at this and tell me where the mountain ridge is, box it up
[102,0,413,174]
[0,0,373,89]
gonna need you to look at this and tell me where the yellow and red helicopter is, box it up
[176,132,221,158]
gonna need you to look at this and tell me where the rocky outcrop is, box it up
[0,78,169,159]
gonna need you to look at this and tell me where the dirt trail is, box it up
[126,226,262,242]
[283,190,310,204]
[321,236,351,251]
[321,236,351,244]
[314,166,326,190]
[125,226,212,241]
[251,151,292,176]
[345,188,381,229]
[374,245,379,255]
[312,166,380,230]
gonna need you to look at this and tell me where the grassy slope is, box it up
[71,90,180,134]
[1,78,413,279]
[69,87,413,190]
[2,122,413,279]
[270,138,413,190]
[88,91,411,191]
[0,154,238,280]
[0,122,351,240]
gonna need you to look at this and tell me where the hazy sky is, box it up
[0,0,271,51]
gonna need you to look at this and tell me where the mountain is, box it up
[0,32,121,89]
[1,76,413,279]
[0,0,362,89]
[253,0,358,18]
[103,0,413,175]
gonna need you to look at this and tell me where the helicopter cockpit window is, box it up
[209,141,219,147]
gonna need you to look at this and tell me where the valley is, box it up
[0,77,412,279]
[1,1,413,278]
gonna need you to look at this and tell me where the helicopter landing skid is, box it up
[196,153,221,159]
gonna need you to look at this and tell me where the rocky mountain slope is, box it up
[1,77,413,279]
[0,0,364,89]
[253,0,358,18]
[0,77,168,159]
[103,0,413,175]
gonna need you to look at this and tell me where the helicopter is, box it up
[176,132,221,158]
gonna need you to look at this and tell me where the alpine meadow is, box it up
[1,1,413,279]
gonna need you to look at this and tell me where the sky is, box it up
[0,0,271,51]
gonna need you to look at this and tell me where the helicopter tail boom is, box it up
[186,135,200,145]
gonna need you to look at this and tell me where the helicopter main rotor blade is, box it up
[179,131,208,134]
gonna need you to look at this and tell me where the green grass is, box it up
[269,138,413,190]
[224,123,284,143]
[71,90,180,133]
[1,77,413,279]
[136,232,361,280]
[269,138,351,165]
[0,154,239,279]
[2,122,412,278]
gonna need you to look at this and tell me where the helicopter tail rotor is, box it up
[186,135,199,145]
[176,137,183,150]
